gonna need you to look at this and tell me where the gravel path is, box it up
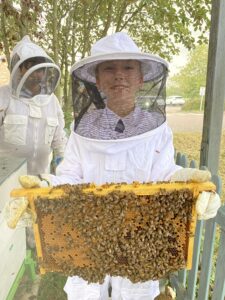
[166,106,225,132]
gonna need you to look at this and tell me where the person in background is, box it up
[17,32,221,299]
[0,35,67,175]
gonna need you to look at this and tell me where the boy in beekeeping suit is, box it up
[18,32,221,299]
[0,36,67,175]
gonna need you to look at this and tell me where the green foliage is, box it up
[0,0,212,116]
[0,0,41,63]
[182,98,204,112]
[168,44,209,102]
[63,107,73,131]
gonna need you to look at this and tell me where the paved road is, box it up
[166,107,225,132]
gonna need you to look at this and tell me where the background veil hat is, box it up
[71,32,169,83]
[10,35,53,72]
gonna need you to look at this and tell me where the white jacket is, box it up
[51,121,180,186]
[0,85,67,174]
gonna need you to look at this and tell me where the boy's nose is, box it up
[114,68,125,78]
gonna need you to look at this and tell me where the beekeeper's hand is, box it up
[51,156,63,174]
[196,191,221,220]
[54,156,63,166]
[171,168,221,220]
[4,197,35,228]
[170,168,211,182]
[19,174,51,188]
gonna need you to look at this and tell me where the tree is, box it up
[0,0,41,65]
[167,43,208,100]
[0,0,212,120]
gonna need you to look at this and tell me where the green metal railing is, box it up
[170,152,225,300]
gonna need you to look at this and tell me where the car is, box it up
[137,95,165,108]
[166,95,185,105]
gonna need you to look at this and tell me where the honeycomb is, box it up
[11,181,215,283]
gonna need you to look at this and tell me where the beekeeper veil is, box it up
[71,32,168,140]
[10,35,60,99]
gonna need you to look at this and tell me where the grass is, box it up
[37,273,67,300]
[173,131,225,201]
[13,132,225,299]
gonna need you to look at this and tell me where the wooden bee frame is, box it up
[11,181,215,283]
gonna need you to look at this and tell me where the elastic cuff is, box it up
[38,174,50,186]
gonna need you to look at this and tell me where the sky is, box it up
[169,46,189,76]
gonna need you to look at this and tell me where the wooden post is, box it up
[200,0,225,175]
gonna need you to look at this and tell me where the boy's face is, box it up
[20,61,45,95]
[96,60,143,102]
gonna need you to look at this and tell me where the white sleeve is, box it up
[0,86,10,126]
[51,95,68,157]
[49,133,83,186]
[151,125,181,181]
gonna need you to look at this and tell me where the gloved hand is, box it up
[196,191,221,220]
[54,156,63,166]
[171,168,221,220]
[6,174,51,228]
[51,156,63,174]
[19,174,51,188]
[5,175,51,229]
[4,197,35,228]
[170,168,211,182]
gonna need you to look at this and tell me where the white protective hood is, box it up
[10,35,61,99]
[71,32,168,84]
[10,35,51,66]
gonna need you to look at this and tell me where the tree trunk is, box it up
[52,0,61,99]
[0,3,11,67]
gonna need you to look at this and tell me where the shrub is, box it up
[182,98,203,112]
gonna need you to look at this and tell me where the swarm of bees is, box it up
[34,183,194,283]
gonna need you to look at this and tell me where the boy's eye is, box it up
[103,66,114,71]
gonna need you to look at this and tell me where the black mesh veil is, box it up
[71,59,168,139]
[10,56,60,98]
[72,79,105,130]
[136,74,167,115]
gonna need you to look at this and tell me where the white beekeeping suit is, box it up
[0,36,67,175]
[50,32,180,300]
